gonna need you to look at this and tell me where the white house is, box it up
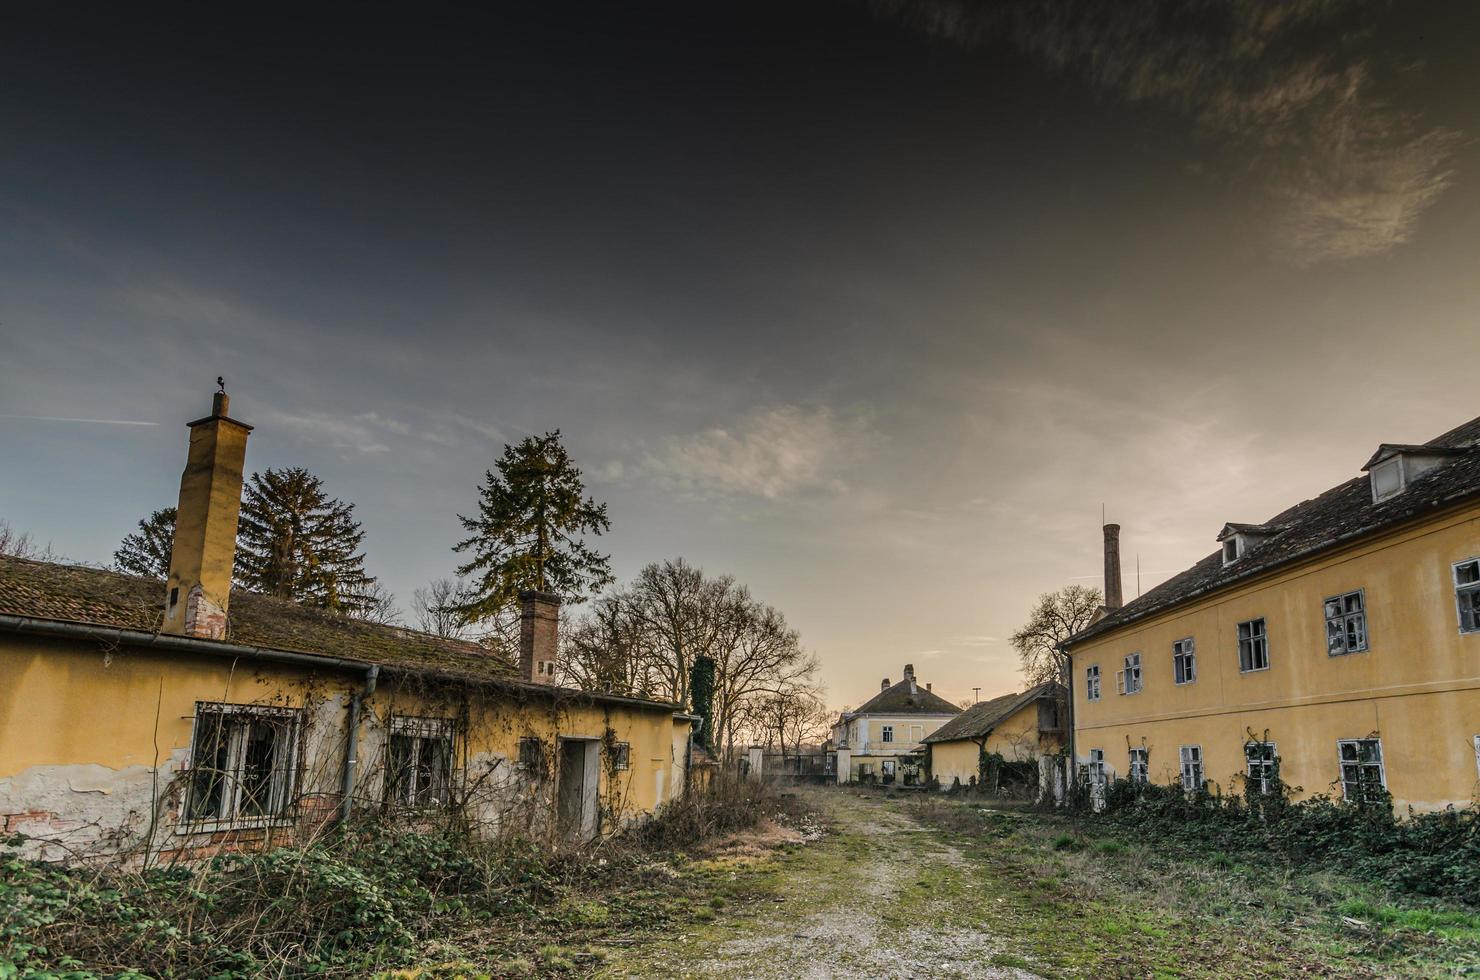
[831,664,960,785]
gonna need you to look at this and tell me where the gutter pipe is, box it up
[340,664,380,825]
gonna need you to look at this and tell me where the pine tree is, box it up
[452,431,613,623]
[114,507,176,579]
[235,467,376,614]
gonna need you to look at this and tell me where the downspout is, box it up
[1057,641,1076,794]
[339,664,380,825]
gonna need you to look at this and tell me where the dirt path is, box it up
[598,789,1036,979]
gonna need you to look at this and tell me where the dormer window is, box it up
[1223,538,1242,564]
[1217,524,1279,566]
[1363,444,1466,503]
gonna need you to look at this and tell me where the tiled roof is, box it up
[1066,414,1480,649]
[924,682,1061,744]
[850,676,961,717]
[0,554,514,683]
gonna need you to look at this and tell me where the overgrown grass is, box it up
[1,776,803,978]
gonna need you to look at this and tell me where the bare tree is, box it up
[1011,584,1103,687]
[344,581,401,625]
[411,578,471,638]
[0,519,46,560]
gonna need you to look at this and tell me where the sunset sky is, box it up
[3,1,1477,710]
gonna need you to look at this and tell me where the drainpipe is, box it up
[339,664,380,825]
[1057,642,1075,796]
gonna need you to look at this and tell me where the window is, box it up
[1085,665,1101,702]
[1325,590,1368,655]
[881,725,894,743]
[608,741,631,771]
[1222,538,1241,565]
[535,659,557,678]
[1455,559,1480,634]
[1237,618,1269,672]
[1173,638,1196,685]
[909,724,924,743]
[386,716,455,808]
[517,736,548,775]
[1087,748,1106,787]
[185,703,300,824]
[1116,653,1142,695]
[1338,739,1386,803]
[1128,747,1148,785]
[1179,745,1203,792]
[1244,741,1278,795]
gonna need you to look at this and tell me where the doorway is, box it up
[556,738,600,841]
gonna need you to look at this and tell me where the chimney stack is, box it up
[1103,523,1124,610]
[881,677,890,691]
[519,590,561,684]
[164,384,251,638]
[926,682,932,692]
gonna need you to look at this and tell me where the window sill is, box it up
[1239,666,1271,675]
[1327,648,1369,657]
[175,816,295,835]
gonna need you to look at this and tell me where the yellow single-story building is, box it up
[925,682,1065,791]
[0,389,692,861]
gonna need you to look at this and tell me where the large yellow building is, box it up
[0,390,692,861]
[1063,416,1480,812]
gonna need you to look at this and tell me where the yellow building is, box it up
[924,682,1065,791]
[831,664,959,785]
[0,389,692,861]
[1063,416,1480,813]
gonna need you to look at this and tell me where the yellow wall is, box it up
[0,633,683,857]
[931,740,980,787]
[929,700,1064,787]
[1068,502,1480,811]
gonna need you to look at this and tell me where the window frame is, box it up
[1172,637,1196,685]
[517,736,549,777]
[1454,558,1480,635]
[1087,748,1107,787]
[1085,664,1101,702]
[1117,652,1142,695]
[1178,745,1203,793]
[385,715,457,809]
[183,701,302,830]
[1337,738,1386,803]
[1237,617,1270,673]
[1128,747,1149,785]
[881,725,894,743]
[1244,740,1279,795]
[608,740,631,771]
[1324,589,1369,656]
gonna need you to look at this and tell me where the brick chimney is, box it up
[880,677,890,691]
[519,590,561,684]
[163,385,251,638]
[1103,523,1123,610]
[904,663,916,694]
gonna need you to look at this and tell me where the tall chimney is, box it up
[1103,523,1123,610]
[164,386,251,638]
[519,590,562,684]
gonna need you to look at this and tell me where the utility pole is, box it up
[972,687,981,704]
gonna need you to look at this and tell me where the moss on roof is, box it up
[923,682,1061,744]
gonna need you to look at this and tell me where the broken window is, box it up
[185,703,300,824]
[1179,745,1203,792]
[1087,748,1107,787]
[1338,738,1385,803]
[1244,741,1278,795]
[1238,618,1269,672]
[386,716,455,808]
[1325,590,1368,655]
[1455,559,1480,634]
[608,741,631,771]
[1085,664,1101,702]
[881,725,894,743]
[1173,638,1196,685]
[1128,747,1148,785]
[517,736,548,776]
[1116,653,1142,695]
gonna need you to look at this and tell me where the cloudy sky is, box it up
[2,1,1477,710]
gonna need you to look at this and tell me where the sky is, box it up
[2,1,1478,712]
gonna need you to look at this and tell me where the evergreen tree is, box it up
[689,656,716,751]
[235,467,376,614]
[114,507,176,579]
[452,431,613,623]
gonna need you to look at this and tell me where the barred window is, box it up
[1338,739,1385,803]
[1245,741,1278,795]
[1128,747,1148,785]
[608,741,631,771]
[1238,618,1269,672]
[1179,745,1203,792]
[1325,590,1368,655]
[386,717,455,808]
[1085,665,1101,702]
[186,703,300,824]
[1455,559,1480,634]
[1172,638,1196,685]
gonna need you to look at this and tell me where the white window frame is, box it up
[1128,747,1149,785]
[1244,740,1278,795]
[881,725,894,743]
[1337,738,1386,802]
[1085,664,1101,702]
[1087,748,1107,787]
[1179,745,1203,792]
[1238,617,1270,673]
[1116,653,1142,695]
[1324,589,1368,656]
[1172,638,1196,685]
[385,715,457,809]
[1455,558,1480,635]
[1222,538,1242,565]
[183,702,302,829]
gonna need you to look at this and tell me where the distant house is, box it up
[832,664,959,785]
[924,682,1065,792]
[0,389,694,862]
